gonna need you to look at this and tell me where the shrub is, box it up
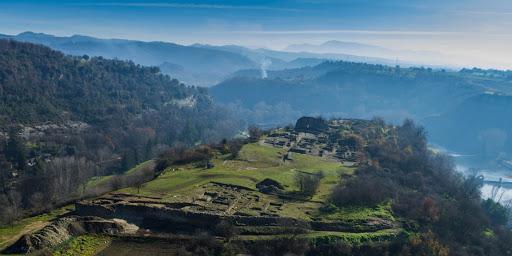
[295,171,323,197]
[481,199,510,226]
[226,139,244,159]
[248,126,263,142]
[330,173,395,207]
[214,220,238,241]
[156,145,213,172]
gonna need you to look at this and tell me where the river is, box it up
[430,143,512,202]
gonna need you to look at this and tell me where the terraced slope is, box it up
[75,142,401,244]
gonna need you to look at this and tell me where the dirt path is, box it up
[0,220,49,250]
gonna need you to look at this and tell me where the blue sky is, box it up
[1,0,512,68]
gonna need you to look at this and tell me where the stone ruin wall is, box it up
[75,201,394,233]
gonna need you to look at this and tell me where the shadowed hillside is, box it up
[426,93,512,157]
[210,61,512,158]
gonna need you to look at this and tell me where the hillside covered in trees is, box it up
[210,61,512,158]
[0,40,242,225]
[0,32,257,87]
[0,32,405,87]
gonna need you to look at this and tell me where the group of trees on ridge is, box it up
[326,119,512,255]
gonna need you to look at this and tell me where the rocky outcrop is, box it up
[4,218,74,254]
[256,178,285,195]
[295,117,328,134]
[2,216,134,254]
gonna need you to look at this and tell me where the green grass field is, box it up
[319,201,395,222]
[116,143,397,228]
[120,143,353,203]
[237,229,403,246]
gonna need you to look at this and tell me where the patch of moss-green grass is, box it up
[483,228,495,239]
[84,160,154,192]
[278,201,323,220]
[307,229,403,246]
[125,160,154,174]
[237,229,403,246]
[85,175,114,190]
[52,235,111,256]
[318,202,395,222]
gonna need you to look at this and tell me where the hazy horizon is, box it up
[2,0,512,69]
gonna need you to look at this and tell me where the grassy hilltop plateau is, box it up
[2,116,512,256]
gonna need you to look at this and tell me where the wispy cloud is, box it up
[451,10,512,16]
[71,2,301,12]
[229,29,462,36]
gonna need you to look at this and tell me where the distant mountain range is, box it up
[0,32,442,86]
[0,32,257,86]
[193,43,399,69]
[285,40,451,67]
[286,40,392,55]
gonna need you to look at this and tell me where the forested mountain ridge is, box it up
[210,61,512,157]
[0,39,241,224]
[211,61,488,122]
[0,32,258,86]
[0,39,199,125]
[0,32,414,87]
[193,43,398,69]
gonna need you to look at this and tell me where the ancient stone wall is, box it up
[75,201,393,234]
